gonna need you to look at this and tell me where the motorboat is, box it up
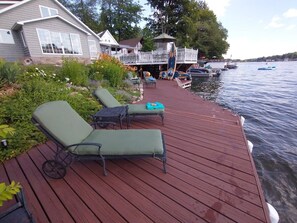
[187,68,213,78]
[258,66,276,70]
[224,61,238,69]
[186,67,222,78]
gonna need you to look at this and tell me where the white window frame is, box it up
[0,29,14,44]
[36,28,83,55]
[39,5,58,17]
[36,28,54,53]
[88,40,97,59]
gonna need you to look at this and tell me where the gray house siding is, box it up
[0,30,26,62]
[0,5,9,10]
[0,0,100,63]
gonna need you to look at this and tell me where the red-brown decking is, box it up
[0,80,270,223]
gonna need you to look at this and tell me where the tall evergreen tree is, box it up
[99,0,143,41]
[58,0,100,32]
[146,0,229,58]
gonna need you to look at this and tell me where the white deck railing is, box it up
[113,48,198,65]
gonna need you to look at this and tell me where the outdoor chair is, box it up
[93,88,164,125]
[143,71,157,87]
[175,77,192,89]
[32,101,167,179]
[127,72,141,86]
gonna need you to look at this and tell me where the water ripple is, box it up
[191,61,297,223]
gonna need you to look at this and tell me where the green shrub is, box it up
[59,58,89,86]
[0,60,20,87]
[0,78,99,162]
[90,54,125,87]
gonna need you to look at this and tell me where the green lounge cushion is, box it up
[128,104,164,114]
[94,88,164,115]
[33,101,93,147]
[75,129,164,156]
[94,88,121,108]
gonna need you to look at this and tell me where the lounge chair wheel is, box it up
[42,160,66,179]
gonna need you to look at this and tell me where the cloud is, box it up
[283,8,297,18]
[266,16,285,28]
[204,0,231,17]
[286,24,296,30]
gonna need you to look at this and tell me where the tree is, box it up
[58,0,100,32]
[146,0,189,36]
[98,0,143,41]
[141,27,156,51]
[147,0,229,59]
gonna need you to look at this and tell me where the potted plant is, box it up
[0,181,21,206]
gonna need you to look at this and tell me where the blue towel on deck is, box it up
[146,102,165,110]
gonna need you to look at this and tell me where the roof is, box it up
[154,33,176,42]
[97,30,119,46]
[118,37,143,48]
[97,30,107,38]
[12,15,91,35]
[0,0,100,40]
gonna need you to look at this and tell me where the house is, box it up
[118,37,143,55]
[0,0,101,64]
[97,30,119,55]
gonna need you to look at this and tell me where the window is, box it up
[0,29,14,44]
[88,40,97,59]
[50,32,63,54]
[36,28,83,55]
[37,29,53,53]
[61,33,72,54]
[70,34,82,54]
[40,5,58,17]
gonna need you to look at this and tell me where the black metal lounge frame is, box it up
[32,118,167,179]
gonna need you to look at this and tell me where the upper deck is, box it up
[114,47,198,65]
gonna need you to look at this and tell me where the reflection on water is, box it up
[190,62,297,223]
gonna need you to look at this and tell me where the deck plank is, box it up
[0,80,270,223]
[3,158,49,223]
[16,152,75,223]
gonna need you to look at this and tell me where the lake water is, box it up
[190,62,297,223]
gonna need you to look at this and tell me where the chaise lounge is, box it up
[93,88,164,125]
[32,101,167,179]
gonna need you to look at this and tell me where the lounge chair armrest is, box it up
[65,142,102,153]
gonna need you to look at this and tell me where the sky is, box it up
[139,0,297,60]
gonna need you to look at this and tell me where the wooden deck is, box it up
[0,80,270,223]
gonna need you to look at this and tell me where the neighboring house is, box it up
[118,37,143,55]
[0,0,101,64]
[97,30,119,55]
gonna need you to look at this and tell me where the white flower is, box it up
[65,77,70,82]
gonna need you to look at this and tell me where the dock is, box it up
[0,80,270,222]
